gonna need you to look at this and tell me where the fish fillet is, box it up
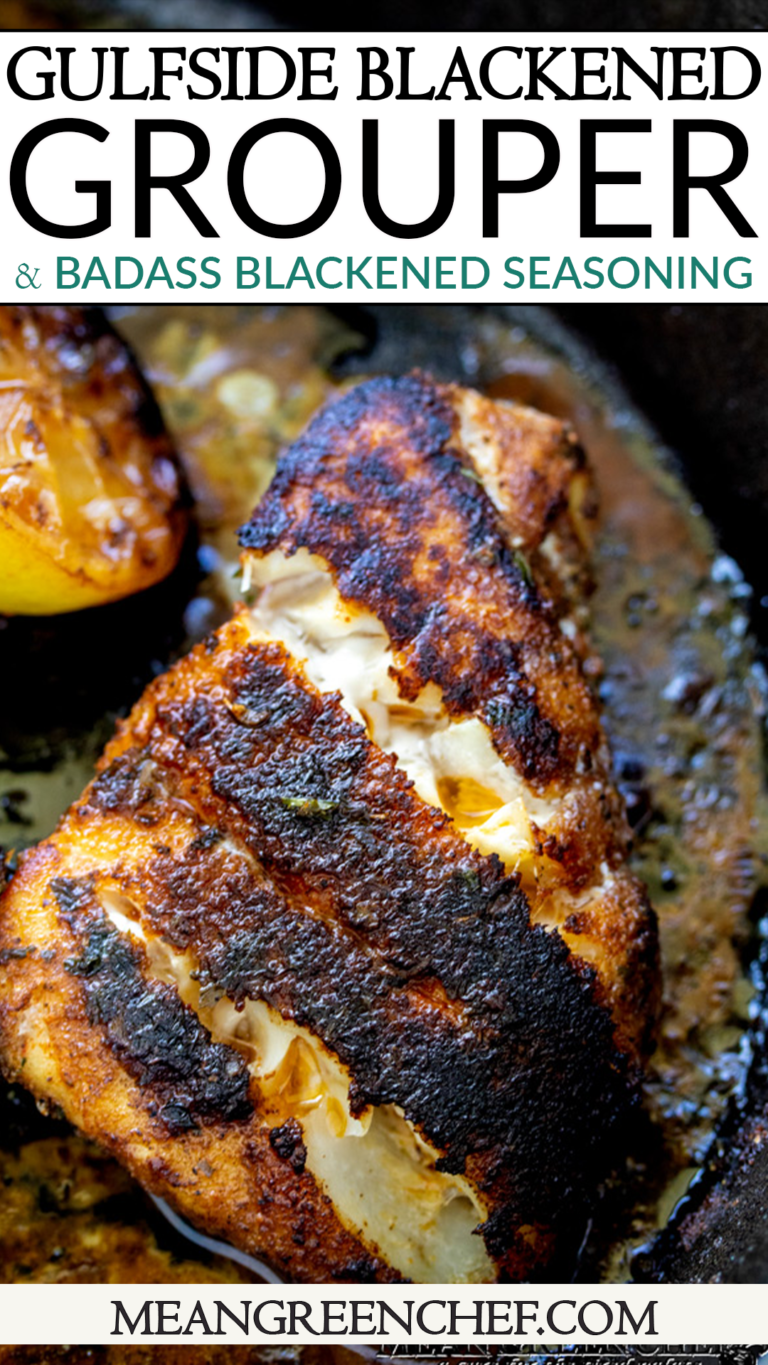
[0,373,658,1282]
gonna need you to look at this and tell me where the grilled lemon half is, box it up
[0,306,186,615]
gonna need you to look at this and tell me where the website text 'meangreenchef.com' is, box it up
[110,1295,660,1340]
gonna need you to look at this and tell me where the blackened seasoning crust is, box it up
[269,1119,308,1174]
[119,640,626,1182]
[54,877,252,1135]
[240,374,592,788]
[78,616,641,1256]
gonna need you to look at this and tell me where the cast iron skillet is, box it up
[5,298,766,1289]
[554,302,768,1284]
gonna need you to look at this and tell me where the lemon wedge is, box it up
[0,306,186,615]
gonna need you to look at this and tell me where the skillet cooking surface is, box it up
[1,302,767,1285]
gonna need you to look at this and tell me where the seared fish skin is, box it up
[0,374,658,1283]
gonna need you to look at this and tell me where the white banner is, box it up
[0,1283,764,1346]
[0,31,764,301]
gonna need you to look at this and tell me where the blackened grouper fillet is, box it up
[0,373,659,1282]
